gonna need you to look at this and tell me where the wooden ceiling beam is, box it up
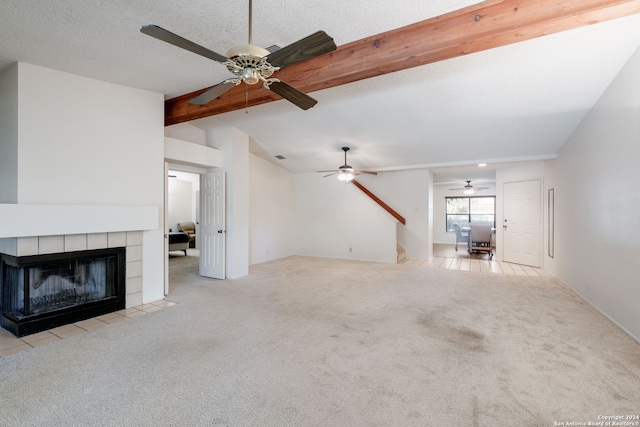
[165,0,640,126]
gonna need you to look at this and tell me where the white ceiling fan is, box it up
[450,180,489,195]
[318,147,377,182]
[140,0,336,109]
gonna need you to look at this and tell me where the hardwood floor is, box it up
[400,244,552,277]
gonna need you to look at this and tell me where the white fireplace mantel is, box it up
[0,204,159,238]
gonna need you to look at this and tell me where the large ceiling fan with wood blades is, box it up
[140,0,336,110]
[450,180,489,195]
[318,147,377,182]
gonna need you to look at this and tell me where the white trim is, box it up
[556,277,640,345]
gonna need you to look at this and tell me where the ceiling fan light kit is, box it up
[224,44,278,86]
[140,1,336,110]
[451,180,490,194]
[337,169,355,182]
[319,147,377,182]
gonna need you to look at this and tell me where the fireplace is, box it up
[1,247,126,337]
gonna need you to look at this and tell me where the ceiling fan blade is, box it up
[266,31,336,68]
[265,45,281,53]
[140,25,228,63]
[268,81,317,110]
[356,170,378,175]
[189,81,238,105]
[322,173,337,178]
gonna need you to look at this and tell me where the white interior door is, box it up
[503,179,541,267]
[199,171,225,279]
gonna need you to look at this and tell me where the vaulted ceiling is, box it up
[2,0,640,184]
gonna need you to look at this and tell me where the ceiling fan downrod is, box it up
[248,0,252,45]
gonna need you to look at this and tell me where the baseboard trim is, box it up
[555,277,640,345]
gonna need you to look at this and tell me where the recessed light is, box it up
[478,163,487,167]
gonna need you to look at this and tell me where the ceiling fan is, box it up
[318,147,378,182]
[140,0,336,110]
[450,180,489,195]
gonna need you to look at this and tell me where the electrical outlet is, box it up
[349,247,352,253]
[586,280,591,291]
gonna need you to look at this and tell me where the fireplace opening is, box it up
[1,247,125,337]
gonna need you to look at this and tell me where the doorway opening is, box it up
[167,169,201,292]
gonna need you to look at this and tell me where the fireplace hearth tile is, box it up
[123,310,147,319]
[101,315,127,325]
[0,329,17,341]
[151,300,177,308]
[0,342,32,357]
[1,301,177,358]
[75,318,108,332]
[19,331,54,344]
[49,324,81,335]
[116,308,142,316]
[77,322,107,332]
[0,333,23,351]
[95,312,121,321]
[51,326,84,340]
[75,318,106,328]
[140,305,162,314]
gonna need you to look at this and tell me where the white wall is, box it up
[249,154,295,264]
[545,45,640,342]
[16,63,164,207]
[210,128,250,278]
[5,62,165,304]
[168,178,195,232]
[0,64,18,203]
[165,122,207,146]
[360,169,432,260]
[295,173,398,264]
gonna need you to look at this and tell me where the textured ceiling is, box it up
[3,1,640,184]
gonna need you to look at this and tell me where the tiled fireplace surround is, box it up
[0,231,143,308]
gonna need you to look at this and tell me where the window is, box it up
[446,196,495,231]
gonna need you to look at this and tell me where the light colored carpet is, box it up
[1,255,639,426]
